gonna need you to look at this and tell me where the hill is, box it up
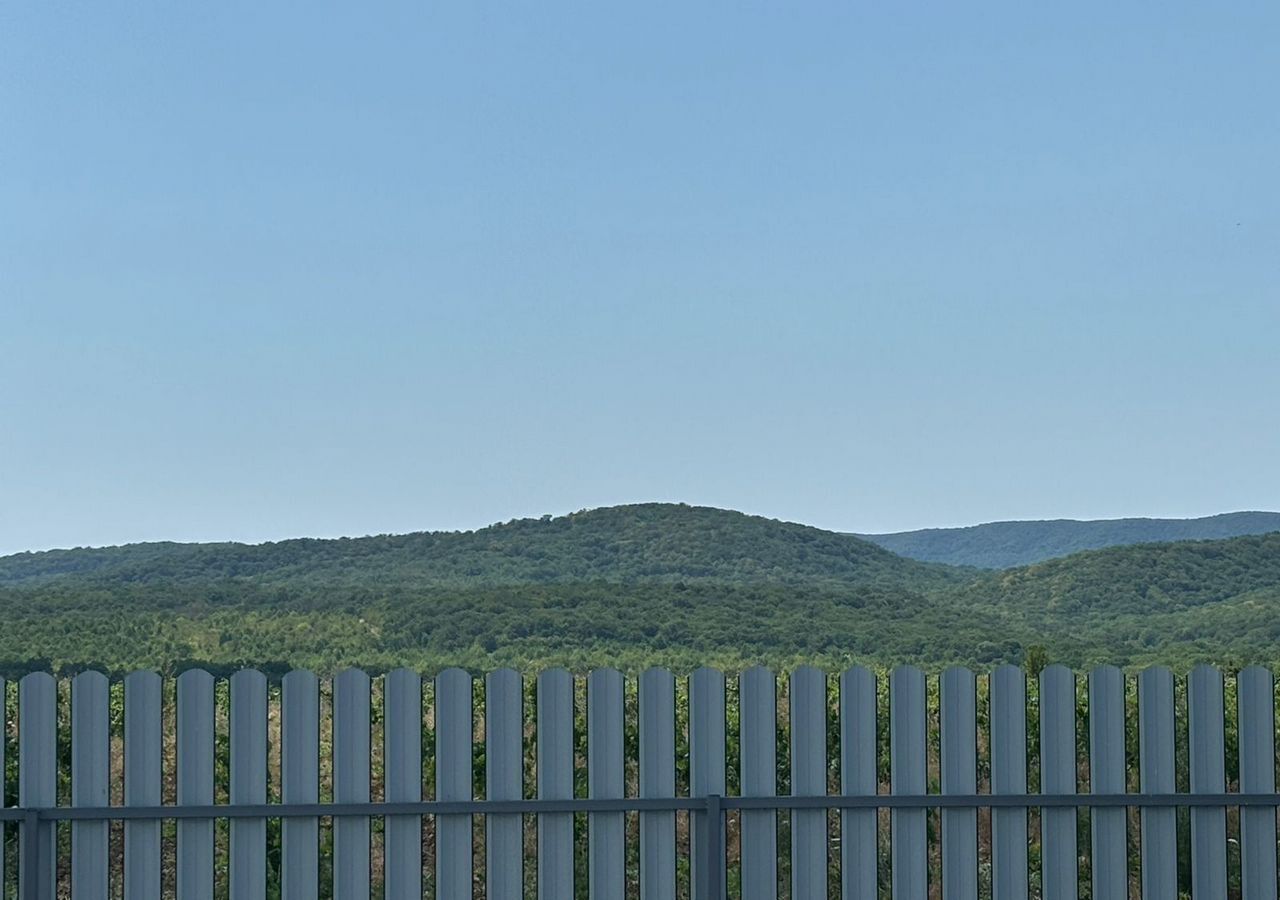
[3,504,1280,674]
[952,532,1280,668]
[859,511,1280,568]
[0,503,958,590]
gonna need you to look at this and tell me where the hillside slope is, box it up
[4,506,1280,673]
[0,503,958,590]
[860,511,1280,568]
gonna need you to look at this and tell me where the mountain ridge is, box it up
[859,510,1280,568]
[3,503,1280,672]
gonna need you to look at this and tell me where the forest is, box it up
[2,503,1279,675]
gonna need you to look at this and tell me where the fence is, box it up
[0,663,1277,899]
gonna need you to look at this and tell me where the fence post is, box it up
[21,809,40,900]
[19,672,56,900]
[703,794,723,900]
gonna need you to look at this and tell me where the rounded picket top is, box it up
[1139,665,1175,698]
[537,667,573,695]
[486,667,522,694]
[839,664,876,699]
[588,666,624,688]
[992,662,1026,685]
[385,668,423,714]
[19,669,56,692]
[230,667,267,692]
[691,664,724,683]
[690,666,726,707]
[72,669,110,692]
[1189,662,1222,681]
[741,664,776,689]
[889,664,926,701]
[791,664,825,687]
[125,668,162,691]
[641,665,675,684]
[1238,664,1274,687]
[1039,663,1075,696]
[1040,662,1074,681]
[1187,664,1224,717]
[335,666,369,684]
[1089,663,1123,683]
[941,665,975,695]
[640,667,675,706]
[437,666,473,690]
[282,668,318,692]
[177,667,215,691]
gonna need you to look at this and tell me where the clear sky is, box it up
[2,3,1278,555]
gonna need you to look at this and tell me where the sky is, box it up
[2,3,1278,555]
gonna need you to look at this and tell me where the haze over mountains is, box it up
[860,511,1280,568]
[2,503,1279,673]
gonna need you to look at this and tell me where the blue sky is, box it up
[2,3,1277,555]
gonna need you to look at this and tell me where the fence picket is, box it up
[1039,665,1077,900]
[741,666,779,900]
[537,668,574,900]
[588,668,625,900]
[384,669,422,900]
[11,661,1280,898]
[840,666,877,900]
[891,665,927,900]
[334,669,371,898]
[1088,666,1126,900]
[941,666,976,900]
[0,675,3,893]
[690,667,726,900]
[1188,665,1226,900]
[281,670,319,900]
[791,666,827,900]
[486,669,523,900]
[0,676,4,893]
[230,669,267,900]
[1237,666,1277,900]
[71,671,110,900]
[640,668,676,900]
[19,672,56,900]
[177,669,215,900]
[125,671,162,900]
[437,667,473,896]
[991,665,1027,900]
[1138,667,1177,900]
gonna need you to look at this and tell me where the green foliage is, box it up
[1,504,1279,674]
[861,510,1280,568]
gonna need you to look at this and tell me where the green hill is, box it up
[860,511,1280,568]
[2,504,1279,674]
[951,532,1280,667]
[0,503,958,590]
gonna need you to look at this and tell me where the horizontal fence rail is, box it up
[1,664,1279,899]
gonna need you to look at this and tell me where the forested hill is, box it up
[952,532,1280,667]
[4,505,1280,673]
[860,511,1280,568]
[0,503,959,590]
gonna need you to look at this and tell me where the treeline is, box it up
[2,505,1280,675]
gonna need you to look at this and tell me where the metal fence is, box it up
[1,663,1278,899]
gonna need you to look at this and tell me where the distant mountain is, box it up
[859,511,1280,568]
[4,504,1280,673]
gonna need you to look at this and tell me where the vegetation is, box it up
[860,510,1280,568]
[2,503,1279,675]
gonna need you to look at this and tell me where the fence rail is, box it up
[1,663,1278,899]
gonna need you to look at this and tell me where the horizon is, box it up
[4,501,1279,558]
[4,3,1277,557]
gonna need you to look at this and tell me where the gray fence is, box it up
[1,663,1278,899]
